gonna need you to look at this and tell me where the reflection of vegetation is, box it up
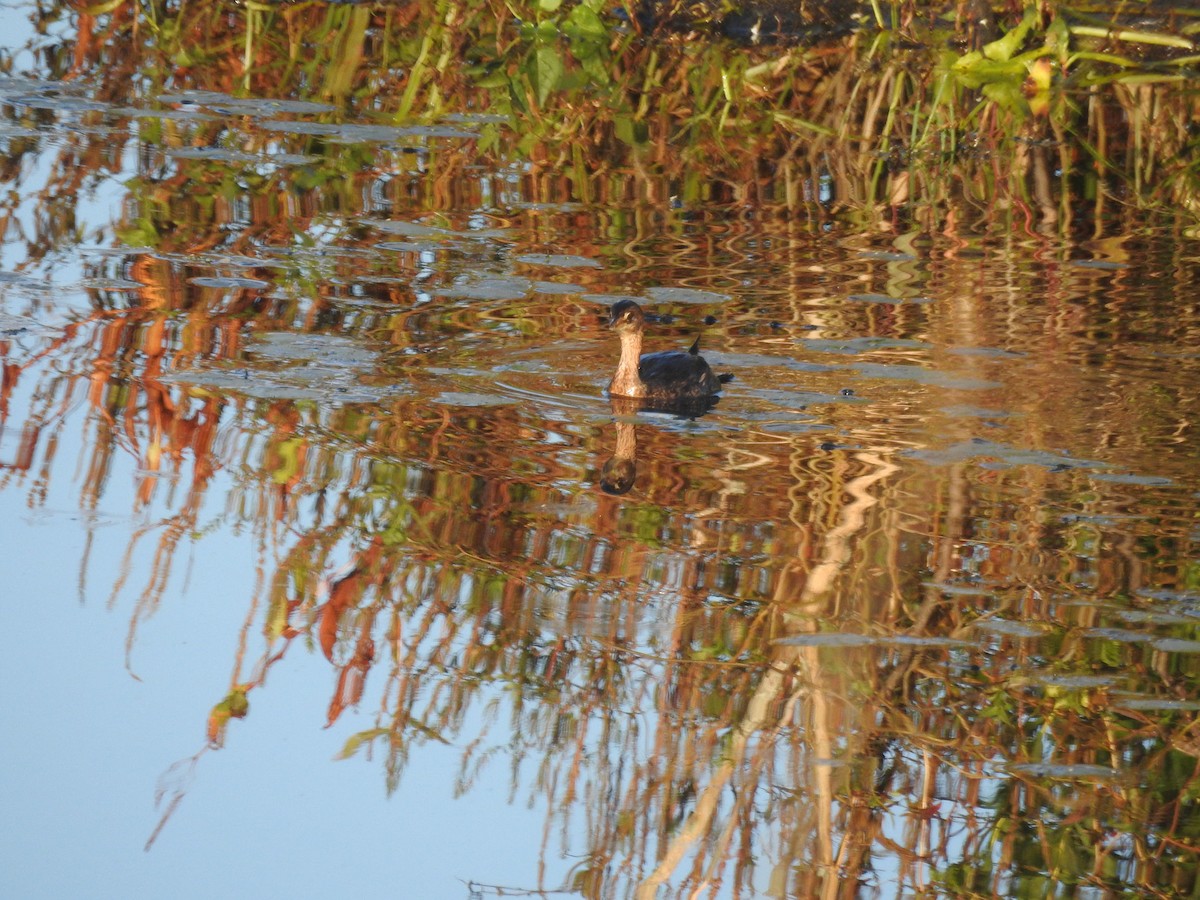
[10,0,1200,235]
[3,0,1200,895]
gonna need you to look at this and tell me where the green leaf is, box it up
[81,0,129,14]
[227,690,249,716]
[565,3,607,41]
[579,52,610,85]
[116,216,160,248]
[265,595,289,640]
[270,437,304,485]
[983,6,1038,62]
[336,728,391,760]
[570,40,597,62]
[476,69,510,89]
[953,51,1021,87]
[539,0,563,11]
[533,45,564,106]
[982,79,1026,114]
[509,75,529,114]
[614,115,647,146]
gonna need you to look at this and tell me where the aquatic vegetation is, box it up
[2,1,1200,897]
[10,0,1198,230]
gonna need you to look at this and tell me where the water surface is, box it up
[2,2,1200,898]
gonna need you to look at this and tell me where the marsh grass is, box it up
[40,0,1200,233]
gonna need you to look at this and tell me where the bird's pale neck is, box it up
[613,419,637,460]
[610,329,646,397]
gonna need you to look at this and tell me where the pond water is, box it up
[2,1,1200,897]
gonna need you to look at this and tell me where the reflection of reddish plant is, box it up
[317,539,385,726]
[327,629,376,728]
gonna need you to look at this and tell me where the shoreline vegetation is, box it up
[14,0,1200,231]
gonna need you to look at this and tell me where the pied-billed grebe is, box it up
[607,299,732,401]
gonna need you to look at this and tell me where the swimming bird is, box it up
[606,299,732,403]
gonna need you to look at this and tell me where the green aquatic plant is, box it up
[949,6,1061,117]
[25,0,1199,226]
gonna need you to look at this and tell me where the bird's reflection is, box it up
[599,395,718,495]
